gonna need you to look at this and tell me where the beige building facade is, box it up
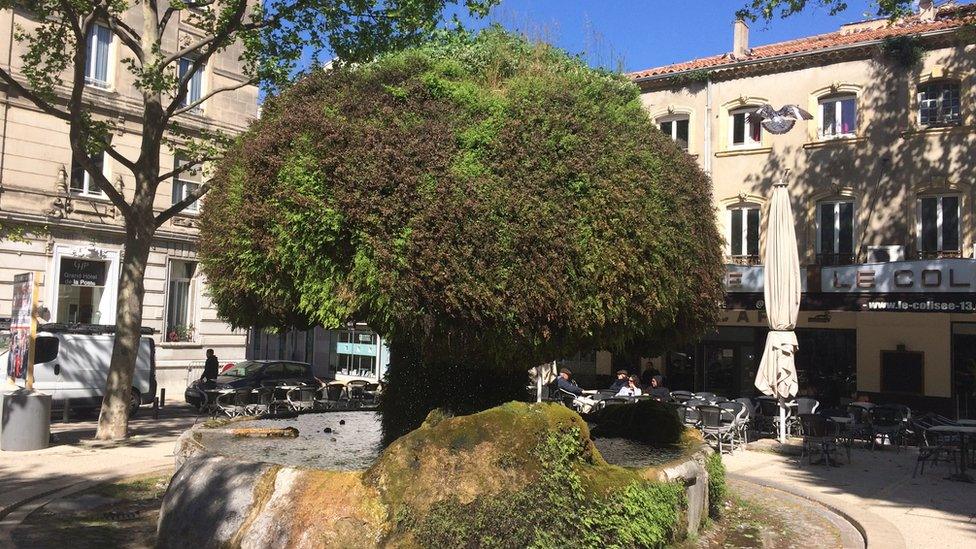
[631,2,976,417]
[0,8,258,399]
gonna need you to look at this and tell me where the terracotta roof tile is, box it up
[628,4,975,80]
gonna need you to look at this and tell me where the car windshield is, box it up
[220,361,265,378]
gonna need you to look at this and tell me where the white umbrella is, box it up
[755,177,801,443]
[528,361,558,403]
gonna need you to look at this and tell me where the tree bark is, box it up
[95,209,153,440]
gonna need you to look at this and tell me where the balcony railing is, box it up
[727,254,761,266]
[916,250,962,260]
[816,253,856,266]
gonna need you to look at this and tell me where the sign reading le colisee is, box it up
[820,259,974,293]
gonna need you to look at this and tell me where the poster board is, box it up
[7,272,40,389]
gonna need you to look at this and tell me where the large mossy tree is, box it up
[199,29,724,439]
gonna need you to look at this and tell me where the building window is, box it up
[817,201,854,265]
[730,108,762,148]
[178,57,205,109]
[880,350,924,395]
[918,195,960,256]
[172,156,201,212]
[334,329,377,378]
[819,95,857,138]
[658,115,689,151]
[85,24,112,88]
[728,205,760,262]
[56,257,109,324]
[70,151,107,197]
[166,260,197,342]
[918,81,961,126]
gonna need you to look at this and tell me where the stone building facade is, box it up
[631,1,976,417]
[0,7,258,398]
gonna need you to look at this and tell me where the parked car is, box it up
[10,324,157,417]
[184,360,320,409]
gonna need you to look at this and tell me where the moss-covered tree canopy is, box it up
[200,29,724,362]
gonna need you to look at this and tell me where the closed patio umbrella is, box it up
[755,177,801,443]
[529,361,558,403]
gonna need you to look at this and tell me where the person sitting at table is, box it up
[616,376,643,397]
[608,370,629,393]
[555,368,601,413]
[646,375,670,401]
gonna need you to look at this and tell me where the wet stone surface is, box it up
[199,411,383,471]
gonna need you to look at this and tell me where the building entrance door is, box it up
[952,323,976,419]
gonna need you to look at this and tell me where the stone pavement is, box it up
[0,404,197,519]
[724,443,976,549]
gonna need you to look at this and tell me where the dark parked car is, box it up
[184,360,320,408]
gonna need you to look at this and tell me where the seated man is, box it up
[555,368,599,413]
[647,375,671,401]
[608,370,629,393]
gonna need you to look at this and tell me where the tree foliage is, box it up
[200,29,725,367]
[1,0,496,440]
[736,0,914,22]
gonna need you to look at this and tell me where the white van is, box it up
[18,325,157,417]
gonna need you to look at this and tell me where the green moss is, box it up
[399,426,685,548]
[705,452,727,519]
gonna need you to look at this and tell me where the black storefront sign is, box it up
[727,292,976,313]
[60,258,108,287]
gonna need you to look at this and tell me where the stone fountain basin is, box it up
[157,406,713,549]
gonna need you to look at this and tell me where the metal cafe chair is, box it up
[699,405,737,454]
[287,385,318,412]
[670,390,694,403]
[247,388,272,416]
[799,414,841,466]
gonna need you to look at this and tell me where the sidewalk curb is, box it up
[0,464,174,547]
[729,472,908,549]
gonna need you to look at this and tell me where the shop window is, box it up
[85,24,112,88]
[172,155,201,212]
[917,195,960,256]
[728,205,760,263]
[729,108,762,148]
[817,200,854,265]
[70,151,108,197]
[880,350,924,395]
[178,57,205,110]
[166,260,197,342]
[658,115,690,151]
[819,95,857,138]
[334,329,377,377]
[917,80,961,126]
[56,257,109,324]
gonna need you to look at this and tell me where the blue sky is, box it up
[449,0,879,72]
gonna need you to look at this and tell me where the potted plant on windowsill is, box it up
[166,324,195,343]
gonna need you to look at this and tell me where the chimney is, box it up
[733,19,750,58]
[919,0,936,22]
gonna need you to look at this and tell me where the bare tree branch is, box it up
[102,140,138,173]
[0,67,72,121]
[156,154,213,184]
[154,182,210,228]
[103,10,144,63]
[171,77,257,116]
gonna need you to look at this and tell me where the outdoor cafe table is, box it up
[927,424,976,483]
[828,416,853,462]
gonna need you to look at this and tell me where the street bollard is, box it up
[62,399,70,423]
[153,396,159,419]
[160,388,166,408]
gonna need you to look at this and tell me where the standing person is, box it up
[616,376,643,397]
[609,370,629,393]
[201,349,219,382]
